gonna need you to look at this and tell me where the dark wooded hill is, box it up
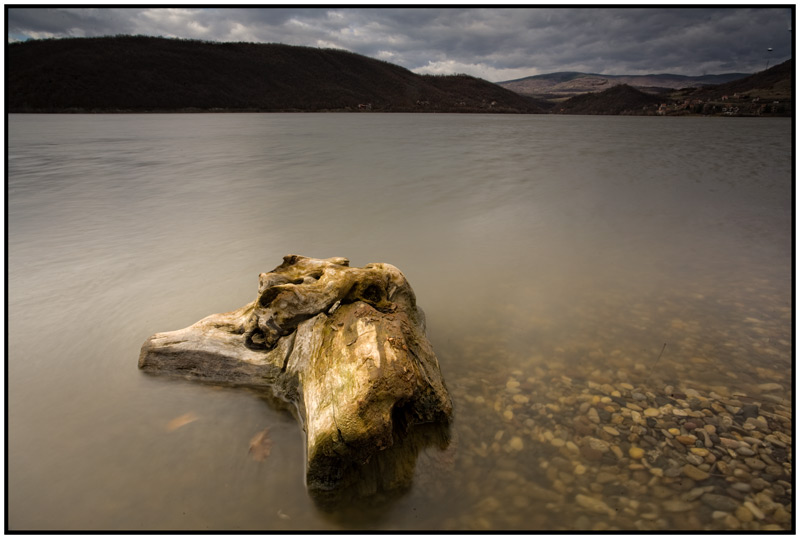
[672,59,793,103]
[7,35,548,113]
[556,84,663,115]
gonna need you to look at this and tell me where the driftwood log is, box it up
[139,255,453,502]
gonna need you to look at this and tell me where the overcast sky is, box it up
[6,6,794,82]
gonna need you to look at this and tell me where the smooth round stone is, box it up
[719,437,743,449]
[764,464,784,476]
[575,494,614,517]
[602,426,620,436]
[643,408,660,417]
[736,446,755,456]
[512,394,529,404]
[685,453,704,466]
[735,505,754,522]
[689,447,709,457]
[565,441,579,453]
[676,435,697,445]
[772,506,792,524]
[683,464,710,481]
[701,493,739,512]
[586,437,610,452]
[731,482,751,492]
[743,457,766,470]
[509,436,524,451]
[749,478,769,491]
[742,501,765,520]
[628,447,645,460]
[764,434,786,447]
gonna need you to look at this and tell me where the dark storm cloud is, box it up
[6,7,793,81]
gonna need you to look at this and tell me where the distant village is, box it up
[656,93,788,116]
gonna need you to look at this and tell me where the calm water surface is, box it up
[8,113,792,530]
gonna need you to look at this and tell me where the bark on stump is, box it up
[138,255,453,502]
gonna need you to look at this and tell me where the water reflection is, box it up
[311,421,452,523]
[140,368,453,523]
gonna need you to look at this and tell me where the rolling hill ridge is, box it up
[497,71,751,99]
[552,60,792,116]
[7,35,791,116]
[7,35,548,113]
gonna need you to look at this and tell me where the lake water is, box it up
[7,113,793,531]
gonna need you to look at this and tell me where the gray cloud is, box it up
[7,7,793,81]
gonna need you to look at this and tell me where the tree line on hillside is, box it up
[7,35,547,113]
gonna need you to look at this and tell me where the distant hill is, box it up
[555,84,663,115]
[547,59,792,116]
[7,35,548,113]
[673,59,793,101]
[498,71,751,100]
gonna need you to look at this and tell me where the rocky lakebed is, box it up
[428,326,793,531]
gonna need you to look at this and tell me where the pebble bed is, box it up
[439,369,792,531]
[415,288,793,531]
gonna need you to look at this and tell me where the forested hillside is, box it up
[7,35,548,113]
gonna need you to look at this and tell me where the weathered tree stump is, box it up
[139,255,453,501]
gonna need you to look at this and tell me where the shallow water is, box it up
[7,113,792,530]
